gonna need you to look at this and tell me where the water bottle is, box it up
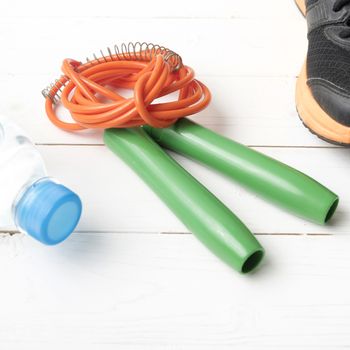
[0,118,82,245]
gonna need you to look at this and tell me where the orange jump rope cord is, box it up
[44,52,211,130]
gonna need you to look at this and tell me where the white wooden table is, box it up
[1,1,350,348]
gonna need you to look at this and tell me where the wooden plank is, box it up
[1,75,330,147]
[0,0,302,19]
[0,17,306,77]
[0,233,350,348]
[1,145,346,235]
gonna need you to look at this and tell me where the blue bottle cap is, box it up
[15,179,82,245]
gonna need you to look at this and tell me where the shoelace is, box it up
[333,0,350,38]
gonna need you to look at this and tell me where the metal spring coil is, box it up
[42,42,182,103]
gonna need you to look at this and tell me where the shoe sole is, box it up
[295,0,350,146]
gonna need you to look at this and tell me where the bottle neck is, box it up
[12,176,53,223]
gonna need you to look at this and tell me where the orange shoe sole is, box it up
[295,0,350,145]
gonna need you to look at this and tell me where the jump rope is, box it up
[44,43,210,129]
[43,42,339,273]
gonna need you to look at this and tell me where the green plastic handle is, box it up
[144,119,339,224]
[104,127,264,273]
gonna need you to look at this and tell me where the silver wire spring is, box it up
[42,78,67,104]
[42,42,183,103]
[86,42,182,71]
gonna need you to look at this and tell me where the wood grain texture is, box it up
[0,0,300,18]
[0,233,350,349]
[0,17,305,77]
[0,0,349,348]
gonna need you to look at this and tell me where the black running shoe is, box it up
[295,0,350,145]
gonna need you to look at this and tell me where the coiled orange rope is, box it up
[44,47,211,130]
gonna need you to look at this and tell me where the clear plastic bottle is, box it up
[0,118,82,245]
